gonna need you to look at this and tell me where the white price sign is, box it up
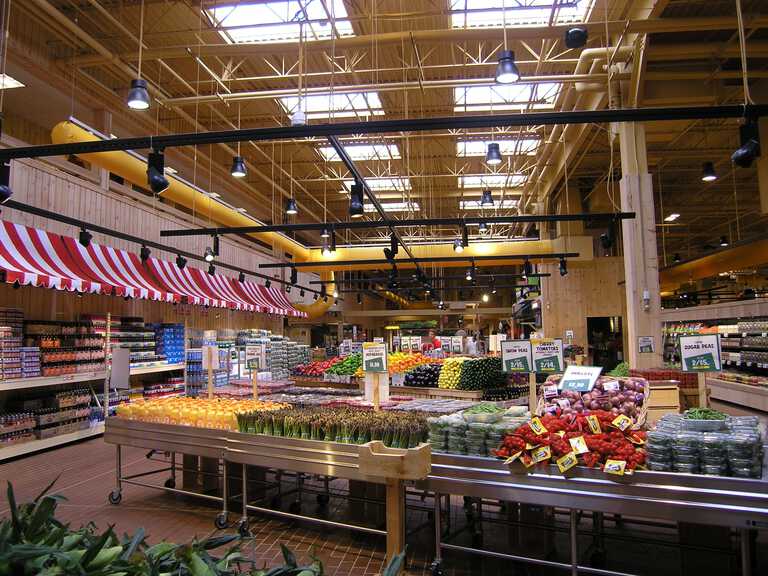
[501,340,532,373]
[531,338,564,373]
[680,334,721,372]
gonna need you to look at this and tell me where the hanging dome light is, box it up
[231,155,247,178]
[485,142,502,165]
[127,79,150,110]
[285,198,298,215]
[204,246,215,262]
[480,189,494,208]
[701,161,717,182]
[453,238,464,254]
[478,222,488,234]
[495,50,520,84]
[320,227,330,239]
[349,183,364,218]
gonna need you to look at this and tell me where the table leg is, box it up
[385,478,405,568]
[741,528,753,576]
[570,509,578,576]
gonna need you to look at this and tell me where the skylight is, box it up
[460,198,519,210]
[280,92,385,120]
[206,1,354,44]
[0,74,24,90]
[451,0,590,29]
[454,83,561,112]
[319,144,400,161]
[342,177,411,193]
[457,139,540,157]
[459,174,527,188]
[364,202,420,213]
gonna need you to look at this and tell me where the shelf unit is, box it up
[129,363,185,376]
[0,421,105,462]
[0,371,107,391]
[707,376,768,412]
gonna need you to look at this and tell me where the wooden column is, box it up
[617,121,663,369]
[758,118,768,214]
[385,478,405,566]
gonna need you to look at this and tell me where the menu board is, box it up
[451,336,463,354]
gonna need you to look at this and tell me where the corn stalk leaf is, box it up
[79,525,113,568]
[32,474,62,504]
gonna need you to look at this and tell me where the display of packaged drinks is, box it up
[0,412,36,435]
[186,347,231,396]
[144,376,185,399]
[20,347,41,378]
[737,320,768,334]
[151,323,185,364]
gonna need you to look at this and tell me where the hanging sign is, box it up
[638,336,655,354]
[558,365,603,392]
[373,337,384,344]
[363,342,388,373]
[411,336,421,352]
[680,334,721,372]
[501,340,533,373]
[441,338,451,353]
[531,338,564,373]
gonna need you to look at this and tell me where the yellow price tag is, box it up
[603,459,627,476]
[529,417,548,435]
[556,430,566,437]
[525,442,539,450]
[556,452,578,473]
[504,451,523,465]
[531,445,552,464]
[586,415,601,434]
[569,435,589,455]
[611,414,632,432]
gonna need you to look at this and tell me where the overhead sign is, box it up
[680,334,721,372]
[531,338,564,373]
[363,342,388,373]
[558,365,603,392]
[638,336,655,354]
[501,340,532,373]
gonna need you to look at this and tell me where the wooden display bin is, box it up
[646,382,681,426]
[358,441,431,480]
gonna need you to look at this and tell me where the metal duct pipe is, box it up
[574,47,634,93]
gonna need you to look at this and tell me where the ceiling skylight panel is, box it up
[364,202,420,213]
[450,0,590,29]
[460,198,519,210]
[318,144,401,161]
[207,0,354,44]
[454,83,561,112]
[459,174,527,188]
[457,139,540,157]
[342,177,412,192]
[279,91,385,120]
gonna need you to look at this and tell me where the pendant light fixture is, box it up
[0,162,11,204]
[140,245,151,262]
[357,292,362,304]
[485,143,502,165]
[720,235,729,247]
[265,278,271,288]
[461,224,469,248]
[465,267,473,281]
[349,182,364,218]
[495,1,520,84]
[480,189,494,208]
[238,272,245,283]
[231,104,247,178]
[559,257,568,277]
[207,263,216,275]
[701,161,717,182]
[332,288,339,298]
[478,222,488,234]
[204,247,215,262]
[673,253,681,263]
[320,227,330,239]
[127,0,150,110]
[321,240,332,257]
[78,228,92,248]
[453,238,464,254]
[285,197,298,215]
[522,257,533,278]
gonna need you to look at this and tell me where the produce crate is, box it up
[648,382,680,408]
[358,441,431,480]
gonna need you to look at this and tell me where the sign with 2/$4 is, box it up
[679,334,722,372]
[501,340,532,373]
[531,339,564,373]
[362,342,388,373]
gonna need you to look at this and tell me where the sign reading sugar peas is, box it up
[531,338,564,373]
[501,340,533,373]
[362,342,388,373]
[680,334,721,372]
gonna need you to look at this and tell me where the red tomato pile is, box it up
[492,411,647,473]
[293,357,343,377]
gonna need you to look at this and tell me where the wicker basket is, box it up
[535,375,650,430]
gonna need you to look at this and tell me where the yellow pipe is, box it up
[50,121,338,318]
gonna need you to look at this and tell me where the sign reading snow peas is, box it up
[531,338,564,373]
[501,340,533,373]
[680,334,721,372]
[558,365,603,392]
[362,342,388,373]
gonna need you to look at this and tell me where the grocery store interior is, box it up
[1,0,768,574]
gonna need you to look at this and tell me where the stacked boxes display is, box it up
[152,323,185,364]
[270,336,288,380]
[0,307,23,381]
[20,347,41,378]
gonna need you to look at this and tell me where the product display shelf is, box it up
[390,385,483,401]
[129,363,185,376]
[707,376,768,412]
[0,421,105,462]
[0,370,107,391]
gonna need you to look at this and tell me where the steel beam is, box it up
[258,253,579,269]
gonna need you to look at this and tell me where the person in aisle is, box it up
[466,334,478,355]
[427,330,441,350]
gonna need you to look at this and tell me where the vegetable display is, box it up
[293,357,342,377]
[684,407,727,421]
[236,406,429,448]
[403,363,442,387]
[541,375,647,426]
[608,361,630,377]
[325,353,362,376]
[493,411,647,474]
[458,357,506,391]
[438,357,467,389]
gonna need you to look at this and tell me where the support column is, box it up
[617,122,663,369]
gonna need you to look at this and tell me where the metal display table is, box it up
[105,419,768,575]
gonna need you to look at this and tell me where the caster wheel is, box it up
[108,490,122,505]
[430,561,444,576]
[214,513,229,530]
[316,494,330,505]
[164,478,176,489]
[270,496,282,508]
[237,519,251,537]
[288,501,301,514]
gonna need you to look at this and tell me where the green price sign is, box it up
[680,335,721,372]
[363,343,388,373]
[501,340,532,373]
[531,339,564,374]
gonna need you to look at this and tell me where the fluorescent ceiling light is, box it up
[0,74,24,90]
[459,174,527,188]
[454,83,561,112]
[319,144,400,161]
[457,139,540,157]
[460,198,519,210]
[450,0,590,29]
[206,1,354,44]
[364,201,420,213]
[280,91,385,120]
[164,166,178,175]
[664,213,680,222]
[342,177,411,192]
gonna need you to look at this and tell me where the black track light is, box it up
[300,288,305,297]
[286,285,292,293]
[461,224,469,248]
[175,254,187,269]
[564,27,588,49]
[313,293,318,301]
[207,263,215,275]
[0,161,11,204]
[213,235,220,256]
[78,228,92,248]
[285,197,298,215]
[732,118,761,168]
[231,155,247,178]
[559,257,568,277]
[204,246,215,263]
[330,229,337,252]
[321,285,327,298]
[290,266,298,285]
[265,279,271,288]
[147,149,169,194]
[127,78,150,110]
[453,238,464,253]
[480,189,494,208]
[140,245,151,262]
[349,182,364,218]
[238,271,245,282]
[523,258,533,278]
[701,161,717,182]
[485,143,502,166]
[720,235,729,247]
[673,253,681,263]
[478,221,488,234]
[495,50,520,84]
[390,233,399,256]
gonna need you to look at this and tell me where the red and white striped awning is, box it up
[268,286,307,318]
[147,258,231,308]
[235,281,283,315]
[0,220,100,293]
[190,268,256,312]
[63,237,178,302]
